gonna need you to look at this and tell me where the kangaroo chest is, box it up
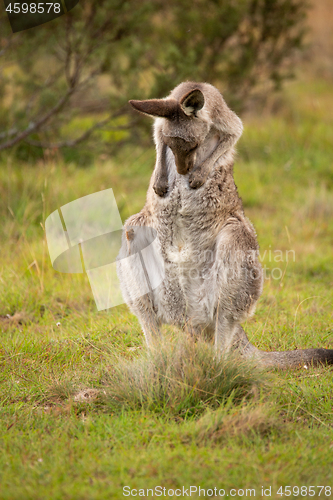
[154,176,221,266]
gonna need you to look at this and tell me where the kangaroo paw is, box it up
[153,178,168,197]
[189,167,207,189]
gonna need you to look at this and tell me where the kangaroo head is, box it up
[129,82,243,175]
[129,84,210,175]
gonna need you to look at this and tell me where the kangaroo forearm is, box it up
[153,141,169,196]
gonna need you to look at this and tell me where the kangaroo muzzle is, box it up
[164,136,198,175]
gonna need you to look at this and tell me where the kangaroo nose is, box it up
[173,151,190,175]
[175,147,198,175]
[164,136,198,175]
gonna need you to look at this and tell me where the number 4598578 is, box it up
[277,486,331,496]
[6,3,61,14]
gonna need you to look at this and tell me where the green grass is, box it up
[0,78,333,499]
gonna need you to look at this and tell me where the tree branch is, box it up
[0,86,75,151]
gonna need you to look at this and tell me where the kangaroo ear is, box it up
[180,89,205,117]
[129,99,179,118]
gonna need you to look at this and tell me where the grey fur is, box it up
[117,81,333,369]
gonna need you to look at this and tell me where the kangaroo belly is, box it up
[152,212,262,327]
[153,256,215,326]
[153,220,220,326]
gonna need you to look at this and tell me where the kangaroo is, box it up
[117,81,333,369]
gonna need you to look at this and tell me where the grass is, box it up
[0,77,333,499]
[103,337,263,417]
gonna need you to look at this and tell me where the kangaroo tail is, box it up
[257,347,333,369]
[235,325,333,369]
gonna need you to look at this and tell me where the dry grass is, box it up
[102,335,264,417]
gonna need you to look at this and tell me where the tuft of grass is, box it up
[103,335,264,417]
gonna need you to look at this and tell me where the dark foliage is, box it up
[0,0,308,156]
